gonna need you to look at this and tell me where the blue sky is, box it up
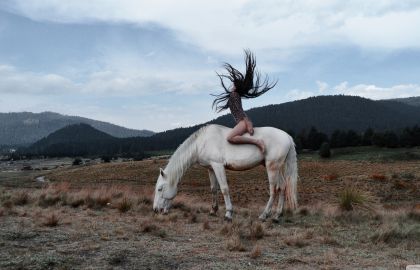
[1,1,420,131]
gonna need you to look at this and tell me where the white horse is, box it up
[153,124,298,221]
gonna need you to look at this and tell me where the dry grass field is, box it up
[1,158,419,269]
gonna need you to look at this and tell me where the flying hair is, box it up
[211,49,277,112]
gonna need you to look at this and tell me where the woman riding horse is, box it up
[212,50,277,153]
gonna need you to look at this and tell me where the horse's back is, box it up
[199,124,293,163]
[205,124,291,143]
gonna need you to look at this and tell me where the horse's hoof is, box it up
[209,211,217,217]
[271,217,280,223]
[224,216,232,222]
[258,213,268,221]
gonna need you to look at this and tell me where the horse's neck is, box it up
[165,137,199,186]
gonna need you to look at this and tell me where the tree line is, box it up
[17,123,420,159]
[293,125,420,151]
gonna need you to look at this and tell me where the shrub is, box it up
[319,142,331,158]
[284,233,309,248]
[172,201,191,212]
[94,193,111,208]
[401,172,415,180]
[140,221,166,238]
[72,158,83,166]
[370,174,386,181]
[168,213,178,222]
[322,174,338,181]
[249,245,262,259]
[393,180,410,190]
[84,190,111,209]
[117,198,132,213]
[2,200,13,209]
[202,219,210,230]
[68,195,84,208]
[249,222,264,239]
[188,213,198,223]
[108,251,127,266]
[371,224,420,245]
[101,156,111,163]
[226,234,246,252]
[338,187,367,211]
[13,191,29,206]
[140,221,159,233]
[407,208,420,221]
[299,207,310,216]
[43,213,59,227]
[138,197,152,206]
[38,193,60,207]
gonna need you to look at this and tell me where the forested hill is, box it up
[148,95,420,140]
[22,95,420,156]
[0,111,154,146]
[389,96,420,107]
[139,95,420,150]
[24,123,147,157]
[240,95,420,135]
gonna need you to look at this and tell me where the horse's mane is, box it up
[166,125,208,185]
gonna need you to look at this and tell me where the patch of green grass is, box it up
[299,146,420,161]
[338,187,367,211]
[401,172,416,179]
[144,150,174,157]
[371,223,420,245]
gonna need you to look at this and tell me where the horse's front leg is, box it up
[211,163,233,221]
[259,161,280,221]
[208,168,219,215]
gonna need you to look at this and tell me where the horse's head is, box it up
[153,168,177,214]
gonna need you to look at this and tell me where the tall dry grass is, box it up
[338,186,370,211]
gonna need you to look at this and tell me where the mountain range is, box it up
[20,95,420,157]
[0,112,154,146]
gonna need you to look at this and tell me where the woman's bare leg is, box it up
[227,120,265,153]
[245,119,265,153]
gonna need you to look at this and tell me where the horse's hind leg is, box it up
[273,164,287,222]
[259,161,280,221]
[211,163,233,221]
[208,168,219,215]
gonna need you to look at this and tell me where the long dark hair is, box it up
[212,50,277,112]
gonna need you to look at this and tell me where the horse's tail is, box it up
[284,136,298,210]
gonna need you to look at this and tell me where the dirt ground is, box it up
[0,158,419,269]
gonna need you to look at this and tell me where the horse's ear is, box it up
[160,168,166,177]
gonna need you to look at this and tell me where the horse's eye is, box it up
[158,187,163,192]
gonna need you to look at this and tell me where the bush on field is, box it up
[72,158,83,166]
[319,142,331,158]
[338,187,368,211]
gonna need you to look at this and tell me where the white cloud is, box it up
[333,81,348,93]
[339,9,420,49]
[0,65,74,95]
[285,89,316,101]
[290,80,420,101]
[316,80,328,93]
[6,0,420,54]
[332,82,420,99]
[0,64,216,96]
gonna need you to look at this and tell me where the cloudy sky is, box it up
[1,1,420,131]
